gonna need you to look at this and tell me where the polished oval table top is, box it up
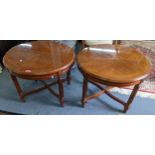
[77,44,151,83]
[3,41,75,78]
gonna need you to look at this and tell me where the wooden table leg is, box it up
[81,77,88,107]
[81,75,141,112]
[66,69,71,85]
[123,83,141,113]
[10,74,25,102]
[57,74,64,107]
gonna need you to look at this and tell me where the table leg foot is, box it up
[81,101,87,108]
[123,106,129,113]
[60,98,64,108]
[20,95,25,103]
[60,102,64,107]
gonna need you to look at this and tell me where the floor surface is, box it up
[0,67,155,115]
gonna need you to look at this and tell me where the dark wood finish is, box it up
[78,45,151,83]
[57,74,64,107]
[124,83,141,112]
[3,41,75,79]
[67,69,71,85]
[81,77,88,107]
[3,41,75,106]
[77,44,151,112]
[0,40,31,65]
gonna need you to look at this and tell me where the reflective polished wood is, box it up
[78,44,151,84]
[77,44,151,112]
[3,41,75,79]
[3,41,75,106]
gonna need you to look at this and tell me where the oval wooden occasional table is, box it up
[3,41,75,107]
[77,44,151,113]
